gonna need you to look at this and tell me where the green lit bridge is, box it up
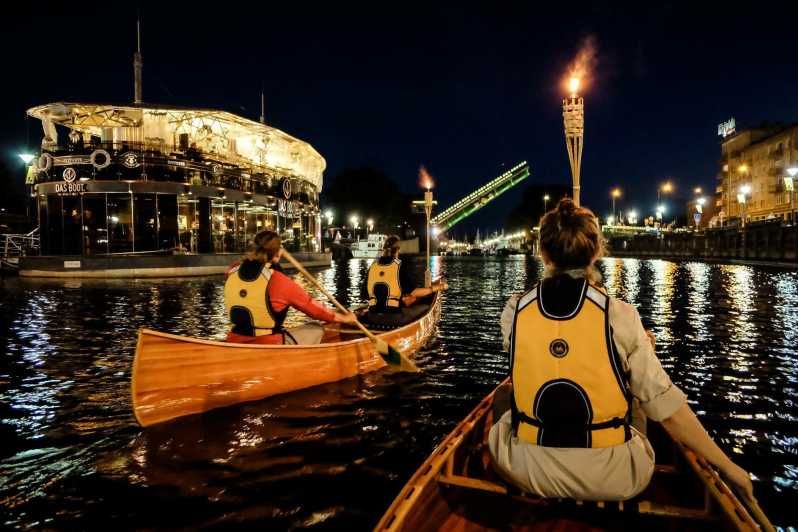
[431,161,530,232]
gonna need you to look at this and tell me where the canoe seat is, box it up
[437,472,716,521]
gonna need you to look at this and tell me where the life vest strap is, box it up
[516,411,628,431]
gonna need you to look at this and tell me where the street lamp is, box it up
[324,209,334,226]
[350,215,360,240]
[18,153,35,164]
[543,194,550,213]
[611,188,621,221]
[785,167,797,225]
[737,184,751,228]
[366,218,374,235]
[657,181,673,202]
[655,205,666,228]
[695,197,706,229]
[627,209,638,225]
[694,187,703,195]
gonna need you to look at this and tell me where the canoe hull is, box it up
[376,379,765,532]
[132,294,440,427]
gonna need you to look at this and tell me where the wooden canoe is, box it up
[131,293,441,427]
[376,379,772,532]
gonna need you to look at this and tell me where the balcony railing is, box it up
[32,142,320,205]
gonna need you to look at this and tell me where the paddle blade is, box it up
[375,338,420,373]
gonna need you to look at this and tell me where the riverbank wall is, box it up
[18,252,331,278]
[607,220,798,266]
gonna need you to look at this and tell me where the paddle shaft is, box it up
[281,249,380,343]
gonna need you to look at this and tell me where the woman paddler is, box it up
[363,235,446,326]
[224,230,358,344]
[489,198,754,502]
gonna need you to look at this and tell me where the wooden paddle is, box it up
[731,487,776,532]
[281,249,420,373]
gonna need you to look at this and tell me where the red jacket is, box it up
[225,261,335,344]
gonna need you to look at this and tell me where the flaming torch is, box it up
[563,75,584,206]
[562,37,596,207]
[419,166,435,288]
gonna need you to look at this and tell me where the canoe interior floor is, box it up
[424,418,720,531]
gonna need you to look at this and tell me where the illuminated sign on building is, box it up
[718,118,736,138]
[55,181,87,194]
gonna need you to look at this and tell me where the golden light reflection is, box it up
[649,260,675,347]
[724,265,758,368]
[598,257,623,298]
[621,258,640,306]
[685,262,711,343]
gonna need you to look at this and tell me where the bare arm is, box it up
[661,403,754,501]
[402,280,447,306]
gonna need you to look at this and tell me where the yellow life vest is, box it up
[224,261,279,336]
[510,279,631,448]
[367,258,402,310]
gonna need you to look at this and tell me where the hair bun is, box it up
[557,198,577,218]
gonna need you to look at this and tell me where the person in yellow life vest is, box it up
[363,235,446,327]
[225,230,358,345]
[489,198,754,503]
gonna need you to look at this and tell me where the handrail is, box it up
[1,230,40,259]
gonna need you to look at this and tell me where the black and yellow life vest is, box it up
[510,278,631,448]
[367,258,402,310]
[224,260,286,336]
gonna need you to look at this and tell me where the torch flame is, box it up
[563,35,597,96]
[419,165,434,190]
[569,76,580,96]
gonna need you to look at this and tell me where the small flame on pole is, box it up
[569,76,580,97]
[419,165,434,190]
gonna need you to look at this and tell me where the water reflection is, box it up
[649,260,676,348]
[0,257,796,528]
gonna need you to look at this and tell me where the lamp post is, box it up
[324,209,334,226]
[737,184,751,228]
[19,153,37,220]
[366,218,374,236]
[695,197,706,230]
[657,181,673,202]
[350,215,359,240]
[563,76,584,206]
[543,194,550,213]
[611,188,621,221]
[785,167,797,225]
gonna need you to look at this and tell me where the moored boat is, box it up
[131,293,440,427]
[376,379,772,531]
[351,233,388,259]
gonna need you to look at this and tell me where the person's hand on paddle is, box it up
[720,461,755,503]
[334,311,359,325]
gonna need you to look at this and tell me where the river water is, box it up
[1,256,796,529]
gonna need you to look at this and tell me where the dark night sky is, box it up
[2,2,797,230]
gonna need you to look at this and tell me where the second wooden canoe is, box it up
[131,293,441,427]
[376,378,771,531]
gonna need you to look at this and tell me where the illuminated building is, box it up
[27,102,325,256]
[716,122,798,225]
